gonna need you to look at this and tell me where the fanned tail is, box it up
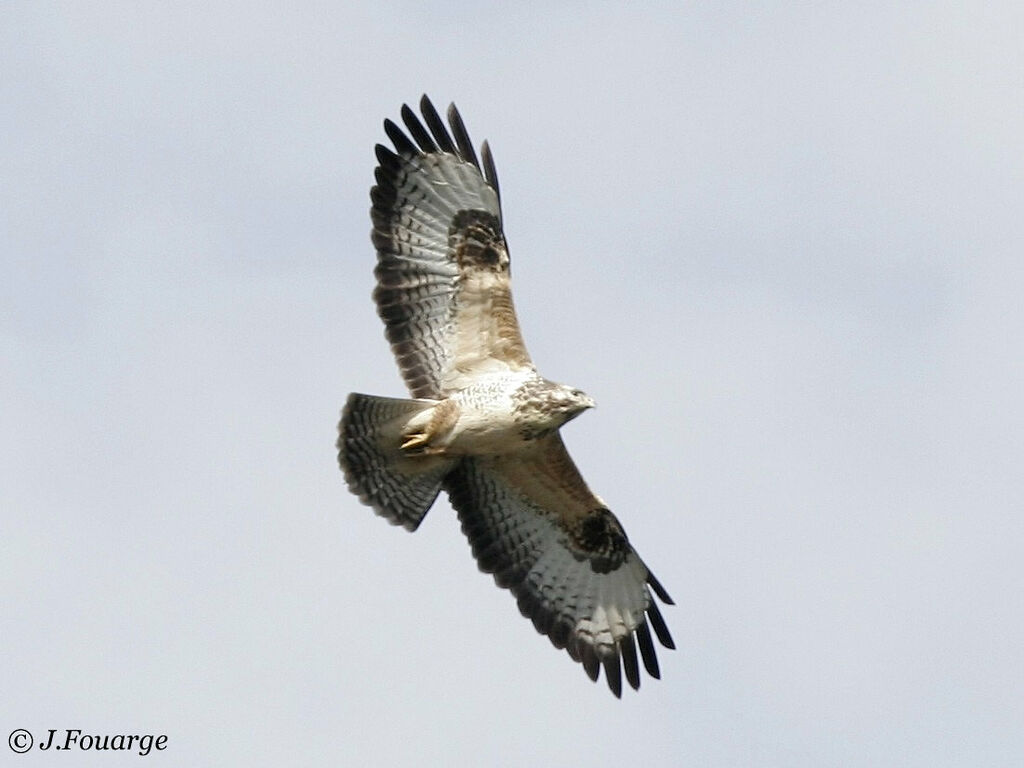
[338,393,457,531]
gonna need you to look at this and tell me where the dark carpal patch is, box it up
[570,508,630,573]
[450,209,507,271]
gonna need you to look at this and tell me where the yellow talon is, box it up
[400,432,430,451]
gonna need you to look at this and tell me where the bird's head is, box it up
[549,383,596,425]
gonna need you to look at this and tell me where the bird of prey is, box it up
[337,96,674,696]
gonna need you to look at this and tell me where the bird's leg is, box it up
[400,399,459,454]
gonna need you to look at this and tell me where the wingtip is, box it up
[647,570,674,605]
[647,600,676,650]
[602,653,623,698]
[445,100,481,170]
[621,634,641,691]
[580,643,601,683]
[636,622,661,679]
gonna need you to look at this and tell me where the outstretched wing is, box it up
[371,96,533,400]
[443,434,675,697]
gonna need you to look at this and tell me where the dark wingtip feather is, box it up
[647,600,676,650]
[374,143,399,170]
[621,634,641,691]
[647,570,674,605]
[566,642,581,662]
[580,643,600,682]
[446,102,480,170]
[550,619,572,651]
[400,103,437,153]
[383,118,417,156]
[481,140,501,199]
[602,653,623,698]
[419,94,456,153]
[636,622,660,679]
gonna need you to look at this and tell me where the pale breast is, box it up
[445,370,542,454]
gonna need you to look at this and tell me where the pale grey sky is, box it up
[3,3,1022,766]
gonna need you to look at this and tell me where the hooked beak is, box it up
[570,389,596,413]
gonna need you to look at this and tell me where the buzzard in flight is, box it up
[337,96,674,696]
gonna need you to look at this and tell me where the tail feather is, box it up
[338,393,456,531]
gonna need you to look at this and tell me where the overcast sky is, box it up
[3,3,1022,766]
